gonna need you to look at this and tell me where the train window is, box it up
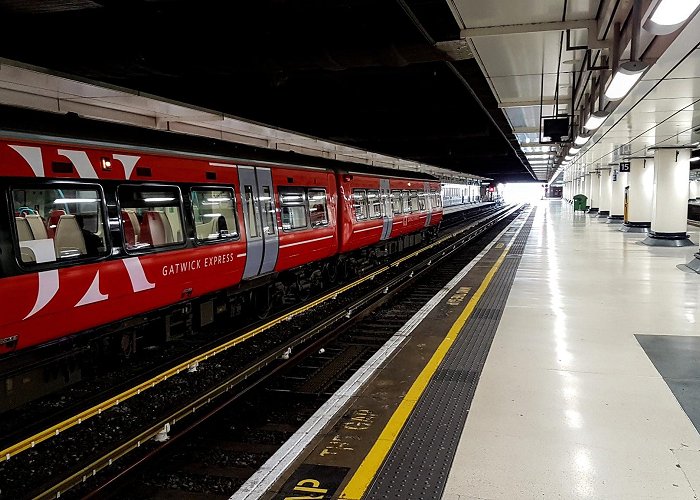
[308,189,328,227]
[391,190,402,214]
[352,189,368,220]
[280,188,308,231]
[418,190,427,211]
[261,186,276,235]
[191,188,239,242]
[409,190,418,212]
[118,185,184,251]
[432,190,442,208]
[242,185,262,238]
[367,190,381,219]
[380,191,389,217]
[402,190,410,213]
[11,185,108,264]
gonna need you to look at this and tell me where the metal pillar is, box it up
[597,167,612,217]
[608,166,627,223]
[588,169,600,213]
[621,157,654,233]
[642,148,694,247]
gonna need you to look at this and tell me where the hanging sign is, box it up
[619,161,631,172]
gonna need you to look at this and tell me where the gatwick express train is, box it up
[0,133,444,356]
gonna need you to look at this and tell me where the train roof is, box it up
[0,105,439,182]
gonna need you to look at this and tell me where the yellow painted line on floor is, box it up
[339,236,513,500]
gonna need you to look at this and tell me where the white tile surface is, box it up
[443,200,700,500]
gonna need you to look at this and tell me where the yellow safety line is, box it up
[1,210,508,464]
[340,235,514,500]
[0,268,385,463]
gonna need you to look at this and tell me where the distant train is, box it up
[441,182,482,207]
[0,133,459,356]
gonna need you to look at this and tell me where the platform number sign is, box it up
[619,161,631,172]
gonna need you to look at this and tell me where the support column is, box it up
[608,166,627,223]
[588,169,600,213]
[584,171,592,210]
[597,166,612,218]
[643,148,694,247]
[621,157,654,233]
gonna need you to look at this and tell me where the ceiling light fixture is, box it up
[643,0,700,34]
[605,61,648,100]
[569,147,581,154]
[574,135,591,146]
[584,110,609,130]
[565,155,574,161]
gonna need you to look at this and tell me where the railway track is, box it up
[85,205,525,499]
[0,204,497,444]
[0,203,517,499]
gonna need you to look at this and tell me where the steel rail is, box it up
[32,203,523,499]
[1,204,506,464]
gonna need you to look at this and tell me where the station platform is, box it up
[442,201,495,216]
[234,200,700,499]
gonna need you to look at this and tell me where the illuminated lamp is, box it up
[605,61,648,101]
[574,135,591,146]
[584,111,609,131]
[643,0,700,35]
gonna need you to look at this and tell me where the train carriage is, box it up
[0,133,443,357]
[336,171,442,254]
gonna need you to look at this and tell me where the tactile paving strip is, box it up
[364,209,536,500]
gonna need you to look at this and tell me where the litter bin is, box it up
[573,194,587,212]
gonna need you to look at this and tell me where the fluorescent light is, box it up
[605,61,648,101]
[144,197,175,203]
[584,111,609,130]
[54,198,98,204]
[645,0,700,34]
[691,157,700,162]
[569,147,581,154]
[565,155,574,161]
[574,135,591,146]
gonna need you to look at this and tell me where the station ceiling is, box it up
[0,0,535,182]
[3,1,696,185]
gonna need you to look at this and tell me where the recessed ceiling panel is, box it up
[490,74,563,102]
[452,0,594,28]
[472,31,566,78]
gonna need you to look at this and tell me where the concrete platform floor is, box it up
[443,199,700,500]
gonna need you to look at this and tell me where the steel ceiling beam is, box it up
[461,19,596,38]
[498,98,561,108]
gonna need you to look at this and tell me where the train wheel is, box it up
[339,258,352,281]
[253,286,273,319]
[120,332,135,358]
[323,260,338,285]
[295,275,311,301]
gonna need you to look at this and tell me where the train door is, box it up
[238,166,279,279]
[424,182,432,227]
[380,178,392,240]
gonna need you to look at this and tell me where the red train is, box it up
[0,134,443,356]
